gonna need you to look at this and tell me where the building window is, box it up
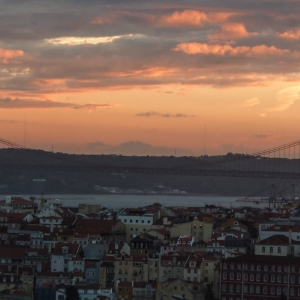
[250,264,254,271]
[270,247,273,253]
[272,265,275,271]
[230,272,234,280]
[236,285,241,293]
[264,265,268,271]
[237,263,241,270]
[223,263,227,269]
[222,272,227,280]
[271,275,275,282]
[256,274,260,282]
[290,288,295,296]
[291,276,295,284]
[257,265,261,271]
[283,275,287,283]
[250,274,254,281]
[278,266,282,272]
[244,273,248,281]
[262,246,265,253]
[263,286,268,294]
[229,285,234,293]
[230,264,234,270]
[256,286,260,294]
[222,284,227,292]
[277,246,281,253]
[243,285,248,294]
[263,274,268,282]
[277,287,281,295]
[277,275,281,283]
[250,285,254,294]
[271,287,275,295]
[237,273,241,280]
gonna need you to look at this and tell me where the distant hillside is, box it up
[0,148,297,196]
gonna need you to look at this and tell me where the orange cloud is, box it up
[208,22,255,40]
[173,43,290,57]
[277,29,300,40]
[109,67,178,78]
[267,85,300,112]
[160,10,231,27]
[243,97,260,107]
[0,48,24,63]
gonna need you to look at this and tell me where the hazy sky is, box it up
[1,0,300,156]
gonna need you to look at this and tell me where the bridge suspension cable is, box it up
[251,139,300,157]
[0,138,29,149]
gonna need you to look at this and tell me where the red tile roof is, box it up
[256,234,289,245]
[0,197,35,205]
[51,243,81,255]
[118,281,132,288]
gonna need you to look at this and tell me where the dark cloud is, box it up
[85,140,193,156]
[0,119,21,123]
[1,0,300,94]
[220,143,259,154]
[136,111,194,118]
[86,141,110,149]
[0,97,114,110]
[254,133,276,139]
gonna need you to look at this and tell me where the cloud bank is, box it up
[0,97,114,110]
[86,140,194,156]
[136,112,194,118]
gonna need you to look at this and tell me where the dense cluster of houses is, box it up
[0,195,300,300]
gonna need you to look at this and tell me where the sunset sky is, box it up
[1,0,300,156]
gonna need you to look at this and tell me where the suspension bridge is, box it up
[1,137,300,179]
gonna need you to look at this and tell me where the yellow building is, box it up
[114,252,148,290]
[170,217,213,243]
[201,256,219,287]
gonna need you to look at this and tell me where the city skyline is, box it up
[1,1,300,155]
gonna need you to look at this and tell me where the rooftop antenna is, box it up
[24,113,26,147]
[204,124,206,155]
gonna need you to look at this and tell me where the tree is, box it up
[279,293,287,300]
[204,284,215,300]
[65,285,79,300]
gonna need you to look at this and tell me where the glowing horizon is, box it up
[0,1,300,156]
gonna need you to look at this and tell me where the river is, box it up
[18,194,264,210]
